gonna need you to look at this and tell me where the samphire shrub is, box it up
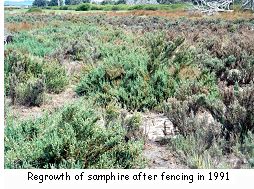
[76,33,185,110]
[43,61,68,94]
[163,83,254,168]
[5,50,44,105]
[4,101,145,169]
[5,50,68,106]
[14,76,46,107]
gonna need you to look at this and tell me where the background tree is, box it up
[33,0,47,6]
[156,0,188,4]
[65,0,90,5]
[65,0,81,5]
[115,0,127,4]
[48,0,63,6]
[101,0,115,5]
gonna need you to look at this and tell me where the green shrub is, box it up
[59,6,69,10]
[26,8,43,13]
[124,113,144,142]
[111,6,120,11]
[90,5,103,10]
[202,57,224,75]
[6,32,57,57]
[15,76,45,107]
[163,97,230,168]
[75,48,157,110]
[61,39,95,61]
[44,6,52,10]
[5,49,69,102]
[76,3,91,11]
[125,113,142,131]
[151,67,173,102]
[241,132,254,168]
[76,33,187,110]
[5,50,45,105]
[4,72,10,96]
[4,50,43,84]
[169,133,225,168]
[4,102,145,168]
[105,103,120,122]
[43,61,68,94]
[164,82,254,168]
[144,5,158,11]
[144,33,184,73]
[128,5,144,10]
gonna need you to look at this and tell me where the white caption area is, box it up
[4,169,254,189]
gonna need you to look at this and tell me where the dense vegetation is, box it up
[4,10,254,169]
[45,3,190,12]
[5,101,145,168]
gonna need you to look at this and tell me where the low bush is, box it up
[5,32,57,57]
[59,6,69,10]
[163,97,234,168]
[76,3,91,11]
[128,5,144,11]
[26,8,43,13]
[169,132,225,168]
[144,5,158,11]
[5,50,44,102]
[111,6,120,11]
[72,3,190,12]
[4,102,145,168]
[43,61,68,94]
[124,113,143,142]
[163,82,254,168]
[15,76,46,107]
[44,6,52,10]
[90,5,103,10]
[5,50,68,106]
[76,33,186,110]
[241,132,254,168]
[4,50,43,82]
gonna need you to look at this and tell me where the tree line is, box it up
[32,0,91,7]
[32,0,190,7]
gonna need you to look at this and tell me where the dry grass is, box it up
[5,10,253,32]
[106,10,202,19]
[5,22,46,32]
[179,66,201,80]
[214,10,254,20]
[97,10,254,20]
